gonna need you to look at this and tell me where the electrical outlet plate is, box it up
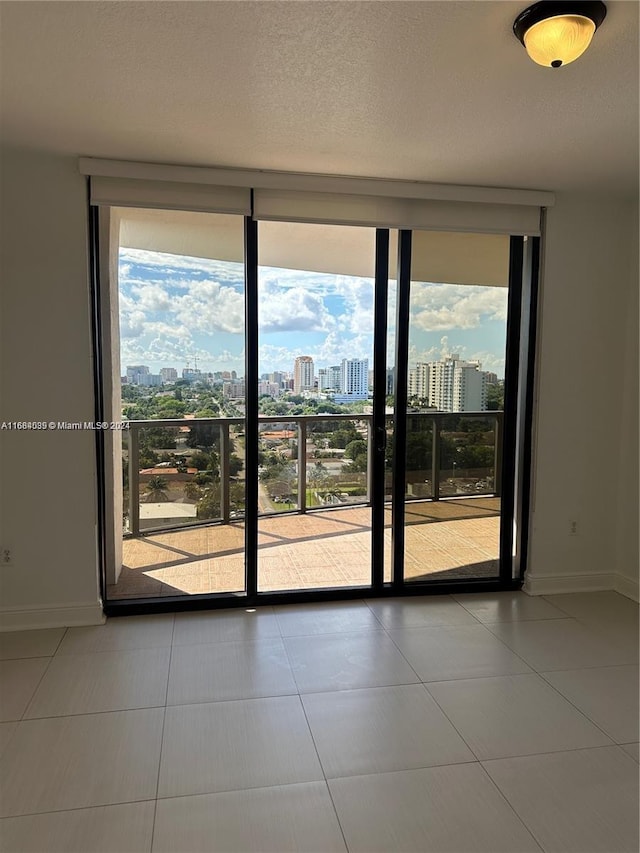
[569,520,578,536]
[1,548,13,566]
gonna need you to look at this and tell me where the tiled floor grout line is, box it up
[2,598,637,831]
[533,668,622,744]
[278,623,355,853]
[0,798,158,822]
[18,633,68,722]
[476,760,546,852]
[419,680,485,763]
[2,741,631,823]
[15,655,53,723]
[149,612,175,853]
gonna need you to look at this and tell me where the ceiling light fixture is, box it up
[513,1,607,68]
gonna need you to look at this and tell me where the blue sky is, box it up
[119,248,508,378]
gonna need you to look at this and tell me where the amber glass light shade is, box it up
[513,2,607,68]
[524,14,596,67]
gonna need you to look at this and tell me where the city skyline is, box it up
[119,248,508,379]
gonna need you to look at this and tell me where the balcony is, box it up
[110,412,503,599]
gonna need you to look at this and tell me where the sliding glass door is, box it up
[255,221,379,593]
[107,207,248,600]
[99,202,536,610]
[396,230,512,586]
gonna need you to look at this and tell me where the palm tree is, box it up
[183,481,202,501]
[145,476,169,502]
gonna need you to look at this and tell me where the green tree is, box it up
[486,381,504,411]
[196,489,220,519]
[183,481,202,500]
[190,451,212,471]
[328,426,359,448]
[139,448,159,468]
[228,454,244,477]
[139,426,177,450]
[457,444,494,469]
[145,476,169,502]
[308,462,331,490]
[156,398,186,417]
[344,439,368,473]
[186,422,220,449]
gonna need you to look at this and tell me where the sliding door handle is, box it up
[375,426,387,453]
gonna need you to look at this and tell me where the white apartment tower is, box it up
[126,365,149,384]
[160,367,178,383]
[340,358,369,399]
[453,363,487,412]
[408,363,430,399]
[293,356,315,393]
[428,355,487,412]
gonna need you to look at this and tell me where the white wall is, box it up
[614,201,639,599]
[525,193,639,599]
[0,148,103,628]
[0,150,637,627]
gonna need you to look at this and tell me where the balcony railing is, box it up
[124,411,503,536]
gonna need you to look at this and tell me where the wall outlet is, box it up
[569,520,578,536]
[1,548,14,566]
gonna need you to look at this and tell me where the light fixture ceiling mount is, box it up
[513,1,607,68]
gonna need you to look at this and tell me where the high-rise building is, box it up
[408,363,430,399]
[160,367,178,383]
[428,355,487,412]
[138,373,162,387]
[293,356,314,393]
[182,368,202,382]
[338,358,369,399]
[126,365,149,384]
[258,381,280,398]
[386,368,395,396]
[327,365,341,391]
[453,363,487,412]
[223,380,245,399]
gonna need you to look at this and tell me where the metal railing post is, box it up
[220,422,230,523]
[366,418,373,505]
[432,417,440,501]
[128,425,140,536]
[298,420,307,512]
[494,413,503,498]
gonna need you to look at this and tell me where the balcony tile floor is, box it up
[0,591,637,852]
[111,498,501,599]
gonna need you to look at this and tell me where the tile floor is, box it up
[0,590,637,852]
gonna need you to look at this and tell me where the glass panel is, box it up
[257,221,375,592]
[403,231,508,583]
[109,208,245,600]
[384,269,397,582]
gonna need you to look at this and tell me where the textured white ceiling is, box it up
[0,1,637,195]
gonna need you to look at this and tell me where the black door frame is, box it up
[100,212,537,616]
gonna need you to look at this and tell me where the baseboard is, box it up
[0,601,105,632]
[523,572,617,597]
[614,574,640,603]
[523,571,640,602]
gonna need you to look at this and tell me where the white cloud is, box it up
[174,281,245,334]
[334,276,374,334]
[469,351,505,376]
[259,279,335,333]
[120,248,244,281]
[410,283,507,332]
[258,331,373,373]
